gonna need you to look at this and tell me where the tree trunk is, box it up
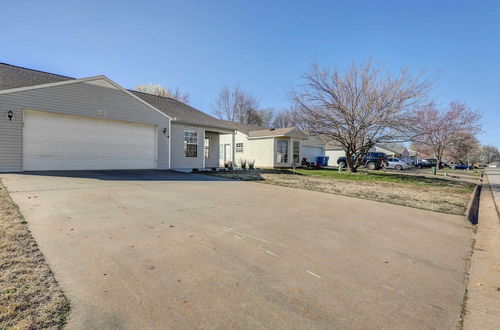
[344,151,358,173]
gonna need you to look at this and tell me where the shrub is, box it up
[240,159,247,169]
[248,160,255,170]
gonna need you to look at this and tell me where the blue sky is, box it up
[1,0,499,147]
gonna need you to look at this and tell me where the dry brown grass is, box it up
[260,174,472,215]
[0,181,70,330]
[207,171,473,215]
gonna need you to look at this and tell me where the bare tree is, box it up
[134,83,190,104]
[411,102,481,165]
[272,108,295,128]
[212,85,273,126]
[479,145,500,164]
[291,60,431,172]
[445,132,480,164]
[253,108,275,127]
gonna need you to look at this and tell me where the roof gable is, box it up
[248,127,307,139]
[131,91,233,130]
[0,63,73,91]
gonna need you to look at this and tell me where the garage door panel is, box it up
[302,146,323,163]
[23,111,156,171]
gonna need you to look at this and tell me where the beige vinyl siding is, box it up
[220,132,275,168]
[170,123,204,169]
[233,131,251,167]
[249,137,274,167]
[204,131,220,168]
[0,81,170,172]
[219,131,246,166]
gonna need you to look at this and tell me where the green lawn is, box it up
[292,169,475,190]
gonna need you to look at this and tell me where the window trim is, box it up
[277,140,289,163]
[204,136,210,159]
[184,130,198,158]
[293,140,300,164]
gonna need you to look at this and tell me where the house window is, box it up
[236,143,244,153]
[277,140,288,163]
[293,141,300,163]
[204,137,210,158]
[184,131,198,157]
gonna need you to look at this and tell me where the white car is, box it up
[387,158,410,170]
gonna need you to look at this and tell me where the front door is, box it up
[224,144,231,162]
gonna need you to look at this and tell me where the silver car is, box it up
[387,158,410,170]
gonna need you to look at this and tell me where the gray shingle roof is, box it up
[248,127,307,139]
[0,63,295,134]
[217,120,268,134]
[0,63,235,130]
[130,91,235,131]
[0,63,74,90]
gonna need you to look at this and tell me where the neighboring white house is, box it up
[325,142,345,166]
[219,124,325,168]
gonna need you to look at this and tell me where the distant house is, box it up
[372,144,410,163]
[219,124,325,168]
[324,142,419,166]
[324,141,345,166]
[407,149,420,165]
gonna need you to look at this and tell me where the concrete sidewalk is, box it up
[463,169,500,329]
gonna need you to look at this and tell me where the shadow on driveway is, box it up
[14,169,229,182]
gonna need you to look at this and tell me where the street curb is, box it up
[462,173,500,329]
[466,183,481,225]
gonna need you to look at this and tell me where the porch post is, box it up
[202,129,206,169]
[232,130,236,167]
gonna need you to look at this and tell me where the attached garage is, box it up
[23,110,157,171]
[325,149,345,166]
[301,146,324,164]
[0,73,172,172]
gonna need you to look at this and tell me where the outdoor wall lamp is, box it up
[162,127,169,138]
[7,111,13,121]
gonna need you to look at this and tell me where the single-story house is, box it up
[372,144,409,162]
[0,63,238,172]
[218,124,325,168]
[324,142,418,166]
[0,63,325,172]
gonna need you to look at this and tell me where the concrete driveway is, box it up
[1,170,472,329]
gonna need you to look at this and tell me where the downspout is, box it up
[231,130,236,168]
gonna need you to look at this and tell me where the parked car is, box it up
[415,158,446,169]
[337,152,388,170]
[453,163,472,170]
[387,158,409,170]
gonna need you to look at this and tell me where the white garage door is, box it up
[302,146,324,163]
[325,150,346,165]
[23,110,156,171]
